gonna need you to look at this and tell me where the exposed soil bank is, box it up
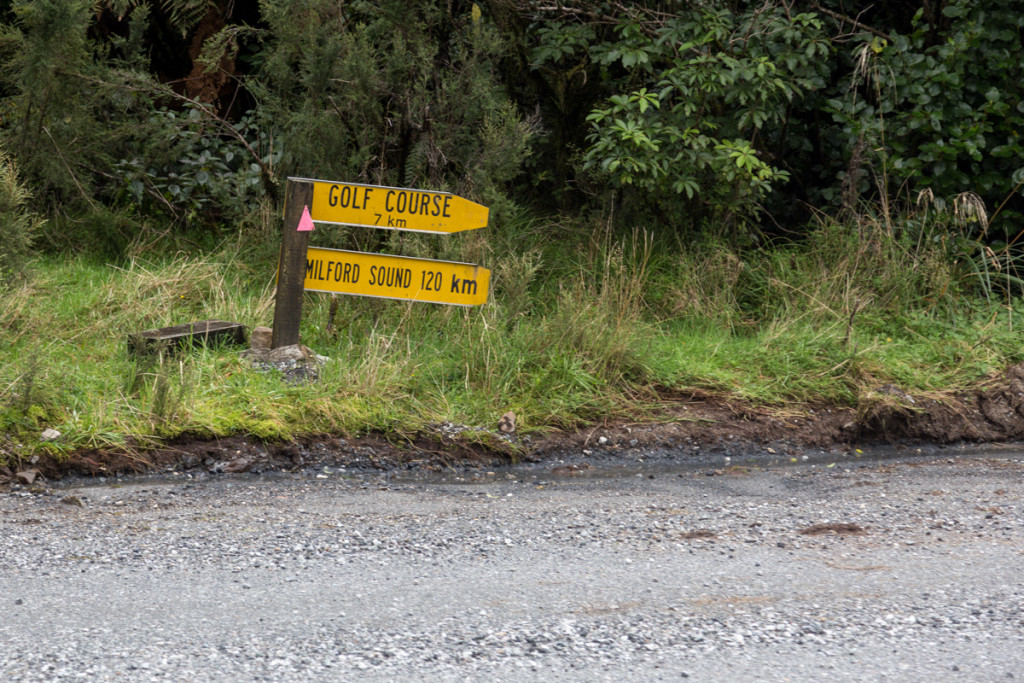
[11,363,1024,482]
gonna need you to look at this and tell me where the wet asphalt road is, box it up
[1,448,1023,681]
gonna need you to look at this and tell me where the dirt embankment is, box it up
[10,364,1024,482]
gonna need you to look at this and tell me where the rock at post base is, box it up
[250,326,272,351]
[242,343,329,384]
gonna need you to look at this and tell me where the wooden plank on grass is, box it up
[128,320,246,357]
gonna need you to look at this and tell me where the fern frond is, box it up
[157,0,212,36]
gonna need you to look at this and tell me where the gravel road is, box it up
[2,449,1023,682]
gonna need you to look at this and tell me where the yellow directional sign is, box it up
[296,177,489,235]
[302,246,490,306]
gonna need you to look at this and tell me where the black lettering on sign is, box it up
[328,262,359,283]
[369,266,413,288]
[329,184,374,209]
[450,274,477,295]
[377,189,451,222]
[306,258,361,285]
[420,270,443,292]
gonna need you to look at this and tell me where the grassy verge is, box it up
[1,205,1022,464]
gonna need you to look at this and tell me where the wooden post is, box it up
[271,178,314,349]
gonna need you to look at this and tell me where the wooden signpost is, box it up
[271,180,314,348]
[271,177,490,348]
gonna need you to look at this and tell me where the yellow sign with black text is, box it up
[302,246,490,307]
[300,177,489,234]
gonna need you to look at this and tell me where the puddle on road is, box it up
[387,443,1024,486]
[53,442,1024,492]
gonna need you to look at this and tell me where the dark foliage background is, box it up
[0,0,1020,261]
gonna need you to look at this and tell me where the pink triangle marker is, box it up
[297,205,315,232]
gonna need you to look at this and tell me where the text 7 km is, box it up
[375,214,407,228]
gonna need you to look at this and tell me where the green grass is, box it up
[2,207,1023,463]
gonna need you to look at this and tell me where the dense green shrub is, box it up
[0,0,98,204]
[113,102,278,229]
[0,0,270,241]
[0,145,44,285]
[0,0,1022,255]
[252,0,535,207]
[825,0,1024,234]
[579,5,829,234]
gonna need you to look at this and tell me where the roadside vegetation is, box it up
[1,0,1023,463]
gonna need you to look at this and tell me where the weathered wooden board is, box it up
[128,320,246,356]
